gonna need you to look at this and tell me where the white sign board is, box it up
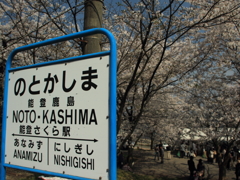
[5,56,110,179]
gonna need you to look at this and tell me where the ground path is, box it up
[131,149,236,180]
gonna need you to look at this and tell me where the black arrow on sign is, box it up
[12,133,98,143]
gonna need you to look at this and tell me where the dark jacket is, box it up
[236,162,240,176]
[188,159,196,171]
[159,147,164,157]
[197,162,205,171]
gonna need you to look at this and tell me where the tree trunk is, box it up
[134,133,143,147]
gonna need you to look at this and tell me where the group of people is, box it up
[179,141,198,158]
[188,148,240,180]
[188,156,205,180]
[205,144,240,170]
[154,141,165,163]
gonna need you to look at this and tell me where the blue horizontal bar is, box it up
[9,51,110,72]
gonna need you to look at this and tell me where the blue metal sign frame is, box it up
[1,28,117,180]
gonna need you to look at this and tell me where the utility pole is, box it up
[83,0,103,55]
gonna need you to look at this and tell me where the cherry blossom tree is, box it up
[0,0,85,131]
[0,0,84,67]
[180,65,239,179]
[106,2,239,178]
[0,1,240,178]
[175,3,240,178]
[104,0,240,153]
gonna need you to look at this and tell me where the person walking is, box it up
[226,150,233,170]
[209,148,214,164]
[196,159,205,180]
[213,148,217,163]
[235,158,240,180]
[188,156,196,179]
[159,145,164,164]
[117,151,124,169]
[180,142,186,158]
[154,144,160,160]
[192,142,197,156]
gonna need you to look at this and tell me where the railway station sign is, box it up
[1,28,117,180]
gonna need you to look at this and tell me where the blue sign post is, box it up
[1,28,117,180]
